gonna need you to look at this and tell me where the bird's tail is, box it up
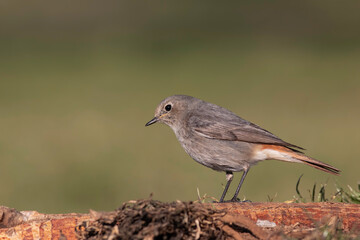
[258,145,340,175]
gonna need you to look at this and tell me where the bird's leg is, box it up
[219,171,233,202]
[230,168,249,202]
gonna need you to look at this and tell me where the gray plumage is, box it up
[146,95,340,202]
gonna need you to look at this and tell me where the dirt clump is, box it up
[76,198,267,240]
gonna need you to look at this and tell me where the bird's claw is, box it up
[213,198,252,203]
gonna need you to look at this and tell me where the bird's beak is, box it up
[145,117,158,127]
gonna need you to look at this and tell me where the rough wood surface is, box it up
[0,202,359,239]
[214,202,360,231]
[0,207,91,240]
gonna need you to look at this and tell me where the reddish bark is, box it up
[0,202,359,239]
[214,202,360,231]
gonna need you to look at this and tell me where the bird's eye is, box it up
[165,104,172,111]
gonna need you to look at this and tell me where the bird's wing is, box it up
[188,112,304,150]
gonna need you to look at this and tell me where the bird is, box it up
[145,95,340,202]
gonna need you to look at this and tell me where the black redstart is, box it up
[145,95,340,202]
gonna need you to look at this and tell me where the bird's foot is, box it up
[225,198,251,203]
[213,198,251,203]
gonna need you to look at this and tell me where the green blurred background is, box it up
[0,1,359,213]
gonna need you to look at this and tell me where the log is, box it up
[214,202,360,231]
[0,207,91,240]
[0,202,359,239]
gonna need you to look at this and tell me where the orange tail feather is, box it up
[259,145,340,175]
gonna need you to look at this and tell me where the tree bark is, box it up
[0,202,359,239]
[214,202,360,231]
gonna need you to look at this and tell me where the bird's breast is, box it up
[173,128,255,172]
